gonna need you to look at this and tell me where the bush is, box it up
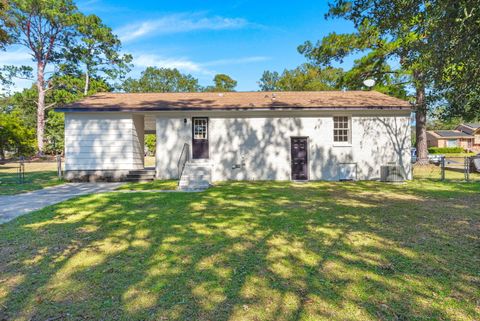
[428,147,465,154]
[145,134,156,156]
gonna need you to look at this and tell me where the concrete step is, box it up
[128,170,156,175]
[126,178,155,183]
[127,174,155,179]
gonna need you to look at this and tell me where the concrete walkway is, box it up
[0,183,124,224]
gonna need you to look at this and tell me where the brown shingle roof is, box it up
[55,91,411,112]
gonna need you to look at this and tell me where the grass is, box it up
[0,180,479,321]
[117,179,178,191]
[0,162,64,195]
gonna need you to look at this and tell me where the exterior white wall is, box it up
[64,113,143,171]
[132,115,145,169]
[155,110,412,181]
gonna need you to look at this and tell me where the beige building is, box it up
[426,130,475,150]
[56,91,412,187]
[456,123,480,150]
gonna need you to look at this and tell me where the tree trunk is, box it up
[84,70,89,96]
[414,70,428,165]
[36,61,46,155]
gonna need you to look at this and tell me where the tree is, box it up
[0,0,14,49]
[122,67,200,93]
[299,2,431,163]
[2,74,110,155]
[6,0,80,154]
[204,74,237,92]
[63,14,132,95]
[259,64,344,91]
[0,111,36,160]
[427,0,480,121]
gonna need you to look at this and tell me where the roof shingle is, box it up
[56,91,411,112]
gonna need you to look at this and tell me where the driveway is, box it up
[0,183,124,224]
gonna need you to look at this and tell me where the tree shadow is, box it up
[0,181,479,320]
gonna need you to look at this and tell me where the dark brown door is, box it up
[291,137,308,180]
[192,117,209,159]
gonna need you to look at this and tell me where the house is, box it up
[456,123,480,150]
[55,91,412,187]
[426,130,475,150]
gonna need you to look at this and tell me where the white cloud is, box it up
[133,54,209,74]
[132,53,270,77]
[203,56,270,67]
[117,13,250,42]
[0,48,32,66]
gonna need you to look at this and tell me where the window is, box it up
[193,118,208,140]
[333,116,350,143]
[446,139,458,147]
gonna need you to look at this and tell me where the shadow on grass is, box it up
[0,181,479,320]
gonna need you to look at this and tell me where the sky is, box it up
[1,0,359,92]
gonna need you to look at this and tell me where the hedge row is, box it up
[428,147,465,154]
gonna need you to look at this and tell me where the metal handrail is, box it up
[177,143,190,179]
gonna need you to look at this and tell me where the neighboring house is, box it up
[456,123,480,150]
[55,91,412,186]
[426,130,474,150]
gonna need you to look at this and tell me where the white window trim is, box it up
[333,115,352,146]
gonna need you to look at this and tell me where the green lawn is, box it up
[117,179,178,191]
[0,180,479,321]
[0,161,64,195]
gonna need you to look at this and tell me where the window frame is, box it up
[333,116,351,144]
[193,118,208,140]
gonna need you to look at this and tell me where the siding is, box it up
[65,113,140,171]
[155,110,412,181]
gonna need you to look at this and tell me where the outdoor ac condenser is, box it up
[380,165,405,182]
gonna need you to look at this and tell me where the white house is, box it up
[56,91,412,188]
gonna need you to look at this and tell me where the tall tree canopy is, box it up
[3,0,128,154]
[62,14,132,95]
[6,0,80,153]
[428,0,480,121]
[298,1,431,163]
[203,74,237,92]
[122,67,200,93]
[258,64,344,91]
[0,0,13,49]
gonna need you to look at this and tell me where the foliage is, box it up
[204,74,237,92]
[122,67,201,93]
[298,0,431,162]
[0,0,14,49]
[259,64,344,91]
[1,75,110,155]
[144,134,156,156]
[428,147,465,154]
[62,14,132,94]
[0,111,36,159]
[427,106,464,130]
[0,181,479,319]
[430,0,480,121]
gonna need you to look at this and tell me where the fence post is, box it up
[56,155,62,179]
[18,156,25,184]
[465,157,470,182]
[441,156,445,181]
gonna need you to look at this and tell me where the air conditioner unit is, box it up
[380,165,405,182]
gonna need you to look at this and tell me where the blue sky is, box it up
[1,0,359,92]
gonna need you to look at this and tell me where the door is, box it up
[192,117,209,159]
[291,137,308,180]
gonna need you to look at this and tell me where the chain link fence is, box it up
[414,155,480,182]
[0,156,63,185]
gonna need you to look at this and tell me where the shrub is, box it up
[428,147,465,154]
